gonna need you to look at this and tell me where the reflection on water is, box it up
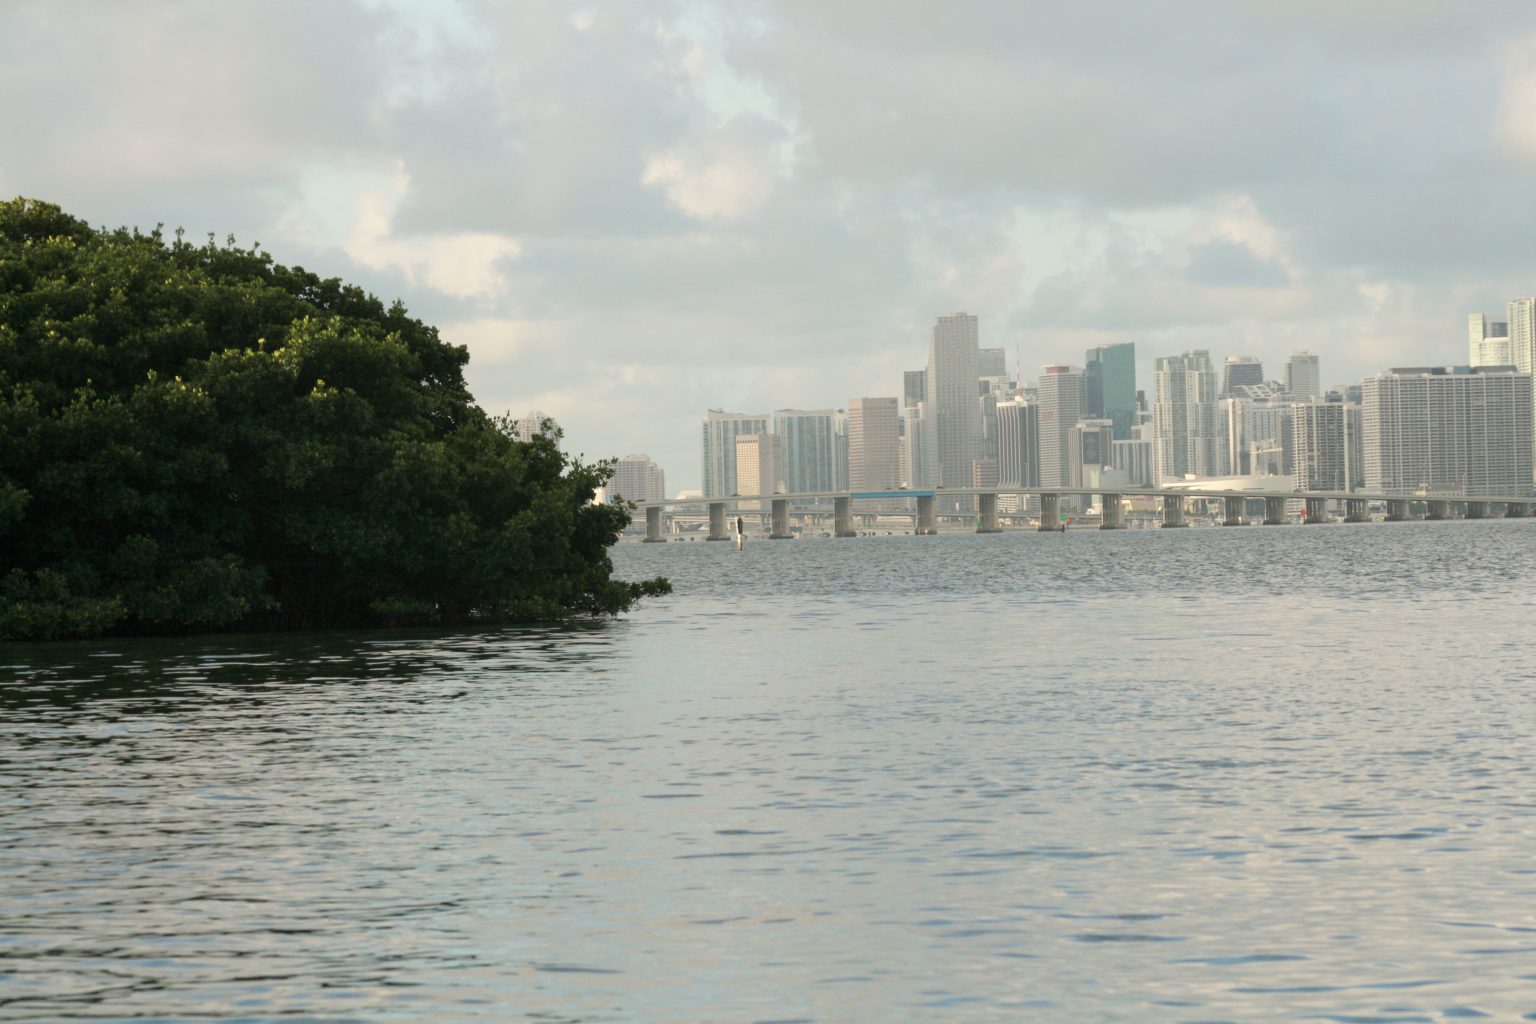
[5,522,1536,1021]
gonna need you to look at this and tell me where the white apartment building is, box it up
[1291,401,1362,492]
[701,410,769,497]
[1361,366,1534,497]
[609,455,666,503]
[1469,313,1512,368]
[1153,350,1221,484]
[772,409,839,494]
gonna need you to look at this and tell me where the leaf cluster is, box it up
[0,198,667,640]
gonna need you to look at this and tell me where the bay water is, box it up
[5,522,1536,1021]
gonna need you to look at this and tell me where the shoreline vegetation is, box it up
[0,198,669,642]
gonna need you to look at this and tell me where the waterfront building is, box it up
[734,433,785,508]
[1361,366,1534,496]
[978,347,1008,379]
[1221,355,1264,397]
[833,410,850,492]
[772,409,839,494]
[847,397,901,491]
[701,409,770,497]
[609,455,666,503]
[1084,342,1136,439]
[1068,419,1116,491]
[1286,351,1321,400]
[1037,365,1085,489]
[995,398,1039,488]
[1469,314,1512,368]
[1221,388,1293,478]
[1153,350,1221,483]
[1291,400,1363,492]
[1112,428,1154,487]
[924,314,983,490]
[901,404,929,489]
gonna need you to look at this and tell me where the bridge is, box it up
[631,486,1536,541]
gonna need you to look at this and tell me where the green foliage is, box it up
[0,197,668,640]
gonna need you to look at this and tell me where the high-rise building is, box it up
[1361,366,1534,496]
[772,409,839,494]
[1285,351,1321,400]
[1084,342,1136,439]
[701,410,769,497]
[1068,419,1116,490]
[609,455,666,503]
[847,397,901,491]
[1112,428,1154,487]
[1511,298,1536,373]
[1221,356,1264,397]
[1469,314,1512,367]
[901,404,929,489]
[1291,401,1362,492]
[995,399,1039,488]
[832,409,850,492]
[924,314,983,491]
[1037,365,1085,488]
[978,347,1007,379]
[512,409,561,444]
[903,370,927,408]
[1153,350,1221,483]
[1221,392,1292,478]
[734,433,785,506]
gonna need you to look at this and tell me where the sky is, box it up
[4,0,1535,492]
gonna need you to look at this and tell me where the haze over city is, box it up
[5,2,1536,491]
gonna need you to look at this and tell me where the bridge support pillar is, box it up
[1099,494,1124,529]
[1426,499,1450,521]
[1304,497,1327,523]
[1345,498,1369,523]
[707,501,728,540]
[834,496,856,537]
[643,504,664,542]
[1263,496,1287,525]
[1465,500,1488,520]
[1385,499,1410,521]
[1038,492,1063,531]
[769,498,792,539]
[1505,502,1529,518]
[1160,494,1187,527]
[1222,495,1246,526]
[916,494,937,534]
[976,492,1002,533]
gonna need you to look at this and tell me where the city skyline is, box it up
[4,3,1536,492]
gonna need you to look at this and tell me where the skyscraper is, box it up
[1468,314,1511,367]
[1153,350,1221,483]
[609,455,666,503]
[995,398,1039,487]
[1067,419,1116,490]
[701,410,770,497]
[1221,356,1264,397]
[903,370,927,408]
[1291,401,1362,492]
[772,409,839,494]
[1037,365,1085,488]
[1285,351,1321,400]
[734,433,785,505]
[847,397,901,491]
[1361,366,1533,496]
[1512,298,1536,374]
[924,314,982,491]
[978,347,1007,379]
[1084,342,1136,439]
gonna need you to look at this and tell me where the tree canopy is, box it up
[0,197,666,641]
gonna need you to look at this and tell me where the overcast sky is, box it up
[5,1,1535,491]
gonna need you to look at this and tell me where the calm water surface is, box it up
[5,522,1536,1022]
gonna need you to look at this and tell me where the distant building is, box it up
[1153,350,1221,483]
[701,410,769,497]
[995,399,1039,487]
[903,369,927,408]
[978,347,1008,379]
[512,409,560,444]
[772,409,839,494]
[1067,419,1115,491]
[734,433,785,507]
[1361,366,1533,496]
[1112,428,1154,487]
[847,397,901,491]
[1285,351,1321,400]
[1469,313,1511,368]
[609,455,666,503]
[1084,342,1136,439]
[925,314,982,491]
[1221,355,1264,397]
[1037,365,1085,489]
[1291,401,1362,492]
